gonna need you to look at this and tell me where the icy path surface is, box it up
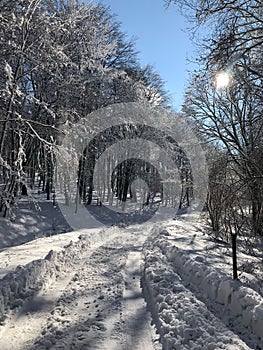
[0,226,160,350]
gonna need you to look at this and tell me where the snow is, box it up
[0,197,262,349]
[143,227,262,349]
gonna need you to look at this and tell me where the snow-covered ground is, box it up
[143,223,263,349]
[0,196,262,349]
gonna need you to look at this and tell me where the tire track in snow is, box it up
[30,239,127,349]
[0,228,121,349]
[26,227,159,350]
[121,250,160,350]
[0,225,161,350]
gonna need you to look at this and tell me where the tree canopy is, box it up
[166,0,263,237]
[0,0,170,218]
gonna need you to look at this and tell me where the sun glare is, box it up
[215,71,231,89]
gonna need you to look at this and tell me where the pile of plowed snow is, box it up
[142,229,263,350]
[0,237,88,324]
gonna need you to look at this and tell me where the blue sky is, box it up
[92,0,196,111]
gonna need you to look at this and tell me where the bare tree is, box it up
[183,61,263,235]
[165,0,263,89]
[164,0,262,236]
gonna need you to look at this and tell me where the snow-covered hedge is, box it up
[0,237,88,323]
[142,230,263,348]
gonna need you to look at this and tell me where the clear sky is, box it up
[91,0,196,111]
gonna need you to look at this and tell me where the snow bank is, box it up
[165,242,263,341]
[0,236,89,323]
[142,230,263,349]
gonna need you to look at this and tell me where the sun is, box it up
[215,71,231,89]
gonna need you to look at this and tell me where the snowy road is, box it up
[0,226,160,350]
[0,212,262,349]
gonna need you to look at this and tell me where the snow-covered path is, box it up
[0,226,160,350]
[121,250,159,350]
[0,204,262,349]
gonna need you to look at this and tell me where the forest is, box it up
[0,0,262,251]
[0,0,169,214]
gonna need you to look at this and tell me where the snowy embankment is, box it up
[0,226,111,325]
[142,228,263,350]
[0,236,88,324]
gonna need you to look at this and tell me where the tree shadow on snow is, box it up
[0,198,72,250]
[24,289,154,350]
[23,242,157,350]
[85,203,159,227]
